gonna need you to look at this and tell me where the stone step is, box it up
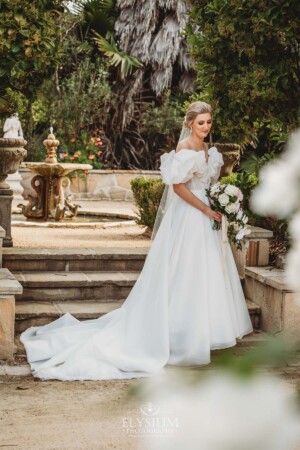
[15,300,122,333]
[13,270,261,328]
[2,247,148,272]
[15,299,124,334]
[14,297,261,334]
[246,298,261,330]
[14,270,139,301]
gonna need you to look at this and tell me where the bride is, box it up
[20,101,253,381]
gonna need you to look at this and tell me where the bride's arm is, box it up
[173,183,222,221]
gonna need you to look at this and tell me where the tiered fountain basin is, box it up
[18,161,93,221]
[11,204,137,229]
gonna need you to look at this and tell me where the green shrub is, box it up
[187,0,300,147]
[130,178,165,228]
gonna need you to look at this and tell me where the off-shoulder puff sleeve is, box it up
[159,150,207,185]
[208,147,224,184]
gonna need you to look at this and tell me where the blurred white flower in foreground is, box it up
[140,370,300,450]
[250,160,299,218]
[250,128,300,290]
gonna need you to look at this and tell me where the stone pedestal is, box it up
[0,226,3,267]
[0,268,22,359]
[231,226,273,278]
[0,189,13,247]
[0,295,15,360]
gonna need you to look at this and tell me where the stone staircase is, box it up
[5,224,293,365]
[3,247,263,347]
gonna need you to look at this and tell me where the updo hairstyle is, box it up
[183,101,213,129]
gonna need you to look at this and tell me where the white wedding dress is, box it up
[20,146,253,381]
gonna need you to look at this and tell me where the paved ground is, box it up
[1,359,299,450]
[0,375,143,450]
[11,224,150,248]
[11,199,151,249]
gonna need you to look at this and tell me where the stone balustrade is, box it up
[0,226,23,359]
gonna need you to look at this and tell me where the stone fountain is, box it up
[0,114,27,246]
[18,129,92,221]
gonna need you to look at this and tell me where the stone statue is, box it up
[3,113,24,139]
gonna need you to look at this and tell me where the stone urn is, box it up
[0,138,27,189]
[212,143,241,177]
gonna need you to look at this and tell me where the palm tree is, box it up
[111,0,195,168]
[115,0,193,95]
[73,0,194,168]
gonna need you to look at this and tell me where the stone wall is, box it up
[245,266,300,340]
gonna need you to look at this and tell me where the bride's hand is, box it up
[204,206,222,222]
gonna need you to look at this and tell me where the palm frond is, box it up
[93,32,143,78]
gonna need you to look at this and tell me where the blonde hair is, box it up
[183,101,213,128]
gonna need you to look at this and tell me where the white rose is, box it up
[218,193,230,206]
[225,184,239,196]
[225,203,238,214]
[212,183,220,189]
[210,183,221,195]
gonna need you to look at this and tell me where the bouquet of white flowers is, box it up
[206,182,251,250]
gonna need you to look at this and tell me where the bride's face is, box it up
[191,113,212,139]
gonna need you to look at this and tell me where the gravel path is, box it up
[12,198,151,248]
